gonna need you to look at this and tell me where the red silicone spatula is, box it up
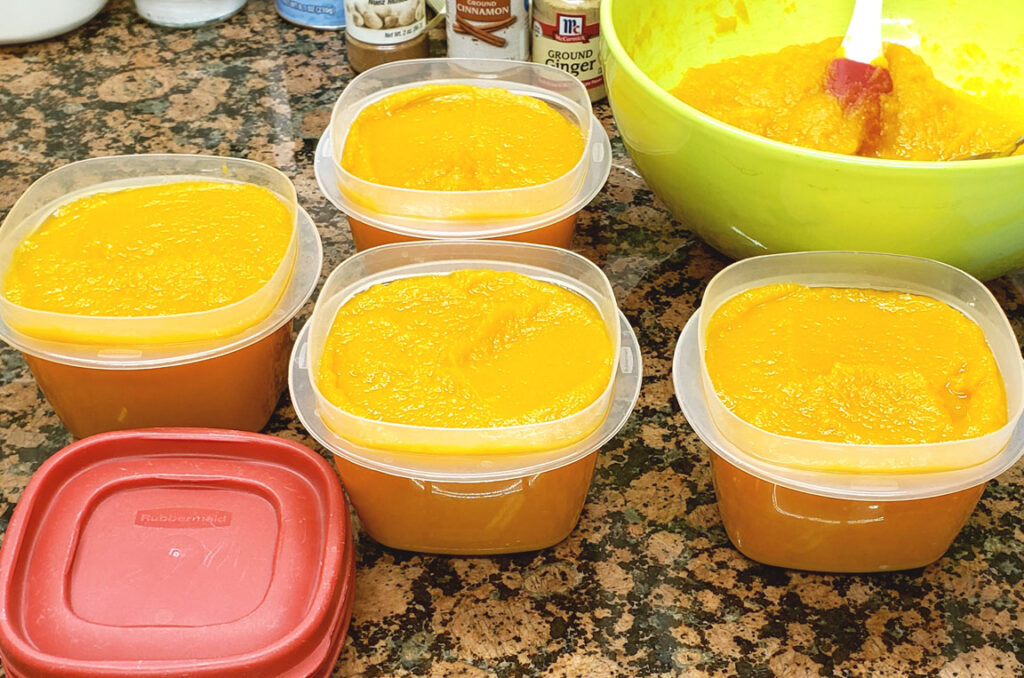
[826,0,893,111]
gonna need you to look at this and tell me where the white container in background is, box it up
[0,0,107,44]
[133,0,247,28]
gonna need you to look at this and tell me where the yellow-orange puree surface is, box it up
[316,270,614,432]
[671,38,1024,160]
[3,181,293,319]
[340,84,586,190]
[705,284,1007,448]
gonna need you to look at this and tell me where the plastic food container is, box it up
[0,428,355,678]
[290,241,642,554]
[673,251,1024,572]
[315,58,612,250]
[0,155,323,438]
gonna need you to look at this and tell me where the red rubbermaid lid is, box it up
[0,428,354,678]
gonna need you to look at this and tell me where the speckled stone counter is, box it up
[2,2,1023,676]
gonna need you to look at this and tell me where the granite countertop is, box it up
[2,2,1024,676]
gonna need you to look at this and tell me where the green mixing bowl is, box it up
[601,0,1024,280]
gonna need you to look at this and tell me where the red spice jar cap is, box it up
[0,428,354,678]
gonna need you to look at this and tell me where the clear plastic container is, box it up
[315,120,610,250]
[330,59,592,218]
[0,156,323,438]
[289,240,643,554]
[291,310,641,554]
[0,155,299,346]
[673,251,1024,572]
[134,0,247,28]
[317,59,612,250]
[305,240,622,454]
[698,252,1024,473]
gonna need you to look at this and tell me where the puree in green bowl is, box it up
[600,0,1024,280]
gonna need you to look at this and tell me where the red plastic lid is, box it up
[0,428,354,678]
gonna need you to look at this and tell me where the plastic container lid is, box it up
[291,305,643,481]
[0,428,354,678]
[315,116,611,239]
[0,155,303,349]
[300,240,622,455]
[673,251,1024,500]
[0,181,322,370]
[328,58,595,221]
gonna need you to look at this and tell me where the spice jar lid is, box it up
[0,428,354,678]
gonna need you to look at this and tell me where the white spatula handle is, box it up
[840,0,884,65]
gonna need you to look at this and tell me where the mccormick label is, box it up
[532,8,604,101]
[136,508,233,528]
[277,0,346,29]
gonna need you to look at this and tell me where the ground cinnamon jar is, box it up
[445,0,530,60]
[531,0,603,102]
[344,0,428,72]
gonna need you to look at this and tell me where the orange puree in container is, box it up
[316,270,613,431]
[672,38,1024,160]
[3,181,294,319]
[705,284,1007,449]
[340,84,586,190]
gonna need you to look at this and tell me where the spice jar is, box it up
[277,0,346,29]
[532,0,604,102]
[134,0,247,27]
[445,0,529,60]
[345,0,428,73]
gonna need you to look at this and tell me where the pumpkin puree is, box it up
[340,84,586,190]
[3,181,294,318]
[705,283,1007,447]
[672,38,1024,160]
[316,269,614,430]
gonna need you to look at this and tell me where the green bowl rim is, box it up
[599,0,1024,172]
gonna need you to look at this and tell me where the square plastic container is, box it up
[0,155,323,438]
[289,240,642,554]
[0,428,355,678]
[315,58,612,250]
[673,251,1024,572]
[306,241,622,454]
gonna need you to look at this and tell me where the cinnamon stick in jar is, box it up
[445,0,529,60]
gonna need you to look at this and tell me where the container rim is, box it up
[328,57,594,206]
[600,0,1024,171]
[0,205,323,370]
[0,155,301,345]
[694,251,1024,473]
[290,309,643,482]
[674,311,1024,500]
[302,240,622,455]
[315,115,611,237]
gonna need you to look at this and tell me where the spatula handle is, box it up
[840,0,884,65]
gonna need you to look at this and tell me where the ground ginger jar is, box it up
[532,0,604,102]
